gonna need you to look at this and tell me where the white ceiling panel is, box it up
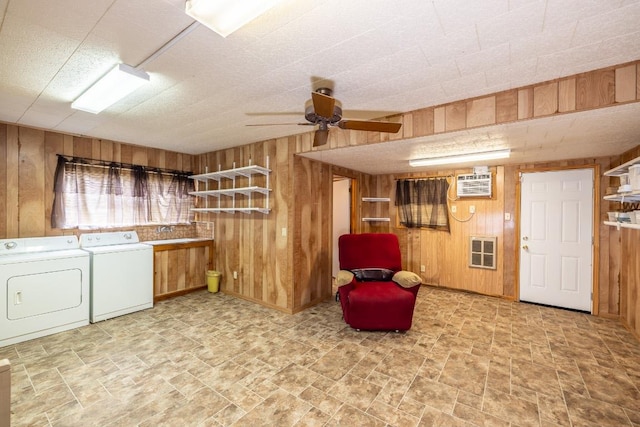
[0,0,637,173]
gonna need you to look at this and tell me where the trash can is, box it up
[206,270,221,293]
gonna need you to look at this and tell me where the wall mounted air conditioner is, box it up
[456,173,492,197]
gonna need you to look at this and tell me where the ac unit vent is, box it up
[456,173,492,197]
[469,236,497,269]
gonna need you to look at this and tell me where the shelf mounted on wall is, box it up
[189,157,271,215]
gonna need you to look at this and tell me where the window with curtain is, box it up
[395,178,450,231]
[51,156,194,229]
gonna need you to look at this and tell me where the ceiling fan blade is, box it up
[246,123,315,126]
[313,129,329,147]
[337,120,402,133]
[311,91,336,119]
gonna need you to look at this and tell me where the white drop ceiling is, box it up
[1,0,639,174]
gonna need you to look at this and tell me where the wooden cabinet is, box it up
[149,239,214,301]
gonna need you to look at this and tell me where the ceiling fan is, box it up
[248,87,402,147]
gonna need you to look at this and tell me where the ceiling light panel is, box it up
[185,0,284,38]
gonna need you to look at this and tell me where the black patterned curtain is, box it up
[395,178,449,231]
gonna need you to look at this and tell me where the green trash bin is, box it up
[206,270,221,293]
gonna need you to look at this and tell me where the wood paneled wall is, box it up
[301,60,640,151]
[0,123,194,239]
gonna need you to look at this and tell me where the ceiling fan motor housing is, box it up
[305,104,342,125]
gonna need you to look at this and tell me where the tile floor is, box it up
[2,286,640,426]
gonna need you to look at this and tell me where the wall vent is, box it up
[469,236,497,269]
[456,173,492,197]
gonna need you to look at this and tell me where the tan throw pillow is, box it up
[392,271,421,288]
[336,270,355,286]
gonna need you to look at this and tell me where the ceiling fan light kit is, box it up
[71,64,150,114]
[409,149,511,167]
[185,0,283,37]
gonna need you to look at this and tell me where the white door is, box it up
[519,169,593,312]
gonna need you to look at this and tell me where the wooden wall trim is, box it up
[301,60,640,152]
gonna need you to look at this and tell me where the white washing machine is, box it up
[80,231,153,323]
[0,236,90,347]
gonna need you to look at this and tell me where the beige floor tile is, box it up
[3,287,640,427]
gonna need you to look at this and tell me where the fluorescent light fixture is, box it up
[71,64,150,114]
[185,0,283,37]
[409,149,511,167]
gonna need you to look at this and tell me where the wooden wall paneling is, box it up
[445,102,466,131]
[434,107,445,133]
[412,108,434,137]
[273,137,291,309]
[18,127,45,237]
[100,140,114,162]
[615,64,637,103]
[495,90,518,123]
[6,126,20,238]
[0,125,6,239]
[637,63,640,100]
[604,226,620,317]
[502,165,517,298]
[518,88,534,120]
[576,69,615,110]
[621,228,640,337]
[73,137,92,158]
[533,82,558,117]
[44,132,64,236]
[89,138,100,159]
[62,134,73,155]
[558,78,576,113]
[466,96,496,128]
[119,143,133,164]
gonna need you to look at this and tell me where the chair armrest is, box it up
[392,270,421,288]
[336,270,355,286]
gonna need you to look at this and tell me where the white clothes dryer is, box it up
[80,231,153,323]
[0,236,90,347]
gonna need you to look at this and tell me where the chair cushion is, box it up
[347,281,417,330]
[350,268,395,282]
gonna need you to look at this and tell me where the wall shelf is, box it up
[603,221,640,230]
[361,197,390,222]
[604,155,640,203]
[190,158,271,215]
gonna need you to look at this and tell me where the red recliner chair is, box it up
[337,233,421,331]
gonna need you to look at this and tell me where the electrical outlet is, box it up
[281,227,287,237]
[451,205,457,213]
[420,265,426,272]
[505,212,511,221]
[469,205,476,214]
[233,271,238,279]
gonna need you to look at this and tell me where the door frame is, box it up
[515,164,600,314]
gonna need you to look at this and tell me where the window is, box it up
[395,178,449,231]
[52,156,194,229]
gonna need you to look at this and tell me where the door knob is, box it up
[522,245,529,250]
[522,236,528,241]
